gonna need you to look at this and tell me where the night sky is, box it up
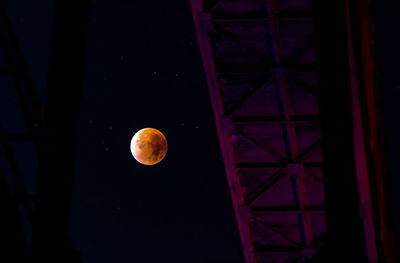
[2,0,244,262]
[2,0,400,262]
[72,1,245,262]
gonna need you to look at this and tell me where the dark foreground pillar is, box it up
[314,0,365,262]
[31,1,92,262]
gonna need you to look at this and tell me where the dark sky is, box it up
[2,0,245,262]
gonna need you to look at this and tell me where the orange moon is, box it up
[130,128,168,165]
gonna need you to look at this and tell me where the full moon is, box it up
[130,128,168,165]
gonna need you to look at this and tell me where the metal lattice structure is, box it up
[0,0,44,259]
[191,1,324,262]
[190,0,392,262]
[0,1,91,262]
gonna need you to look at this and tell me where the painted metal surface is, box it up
[190,1,325,262]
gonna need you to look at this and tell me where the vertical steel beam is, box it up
[315,0,365,261]
[344,0,378,261]
[190,1,255,262]
[0,170,30,262]
[31,1,92,262]
[356,0,397,261]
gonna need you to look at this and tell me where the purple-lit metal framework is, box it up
[190,0,389,262]
[191,1,325,262]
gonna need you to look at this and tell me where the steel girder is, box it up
[190,0,383,262]
[191,1,325,262]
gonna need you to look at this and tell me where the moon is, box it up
[130,128,168,165]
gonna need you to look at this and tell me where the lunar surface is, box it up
[130,128,168,165]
